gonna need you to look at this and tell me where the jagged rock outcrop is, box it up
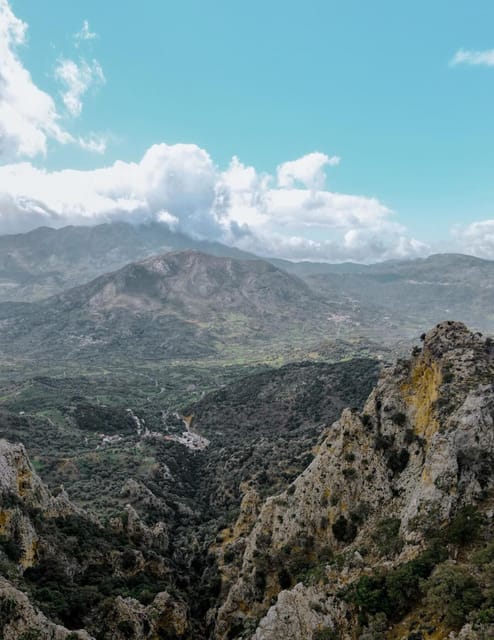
[0,440,79,569]
[96,590,188,639]
[0,439,189,639]
[214,322,494,639]
[0,576,94,639]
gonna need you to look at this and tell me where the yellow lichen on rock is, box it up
[16,467,32,497]
[20,538,38,569]
[0,509,11,534]
[401,355,442,441]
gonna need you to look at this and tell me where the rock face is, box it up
[0,576,94,640]
[0,440,77,569]
[0,439,189,640]
[214,322,494,639]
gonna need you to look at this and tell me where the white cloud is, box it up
[74,20,97,45]
[77,133,107,154]
[0,144,428,262]
[0,0,106,158]
[452,220,494,258]
[277,152,340,190]
[55,58,105,117]
[450,48,494,67]
[0,0,73,159]
[0,1,426,263]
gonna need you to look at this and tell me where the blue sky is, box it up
[2,0,494,261]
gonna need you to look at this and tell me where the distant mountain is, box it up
[304,253,494,336]
[0,220,493,347]
[0,222,258,302]
[0,250,332,363]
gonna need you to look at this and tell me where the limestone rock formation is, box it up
[214,322,494,639]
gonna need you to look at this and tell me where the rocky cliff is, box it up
[0,439,188,639]
[213,322,494,640]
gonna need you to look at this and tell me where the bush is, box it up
[371,518,403,558]
[0,535,23,562]
[391,412,407,426]
[332,515,357,543]
[426,564,483,629]
[278,568,291,589]
[386,448,409,474]
[445,505,484,545]
[0,596,17,626]
[346,543,447,620]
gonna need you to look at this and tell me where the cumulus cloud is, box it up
[0,1,427,263]
[0,0,105,158]
[0,0,73,159]
[0,144,220,235]
[450,48,494,67]
[452,220,494,258]
[277,152,340,190]
[55,58,105,117]
[0,144,428,262]
[74,20,97,45]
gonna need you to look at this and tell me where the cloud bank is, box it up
[0,0,427,263]
[0,144,429,262]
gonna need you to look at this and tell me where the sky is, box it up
[1,0,494,262]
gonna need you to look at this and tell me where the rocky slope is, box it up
[0,357,379,639]
[0,439,190,639]
[0,250,333,363]
[213,322,494,639]
[1,322,493,639]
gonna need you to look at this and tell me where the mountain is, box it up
[0,220,493,347]
[0,250,333,365]
[0,222,258,303]
[215,322,494,640]
[304,253,494,337]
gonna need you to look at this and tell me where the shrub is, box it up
[391,412,407,427]
[278,568,291,589]
[386,448,409,474]
[343,468,358,480]
[0,535,23,562]
[346,542,447,620]
[445,505,484,545]
[313,627,338,640]
[371,518,403,558]
[426,564,483,629]
[0,597,17,626]
[332,515,357,543]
